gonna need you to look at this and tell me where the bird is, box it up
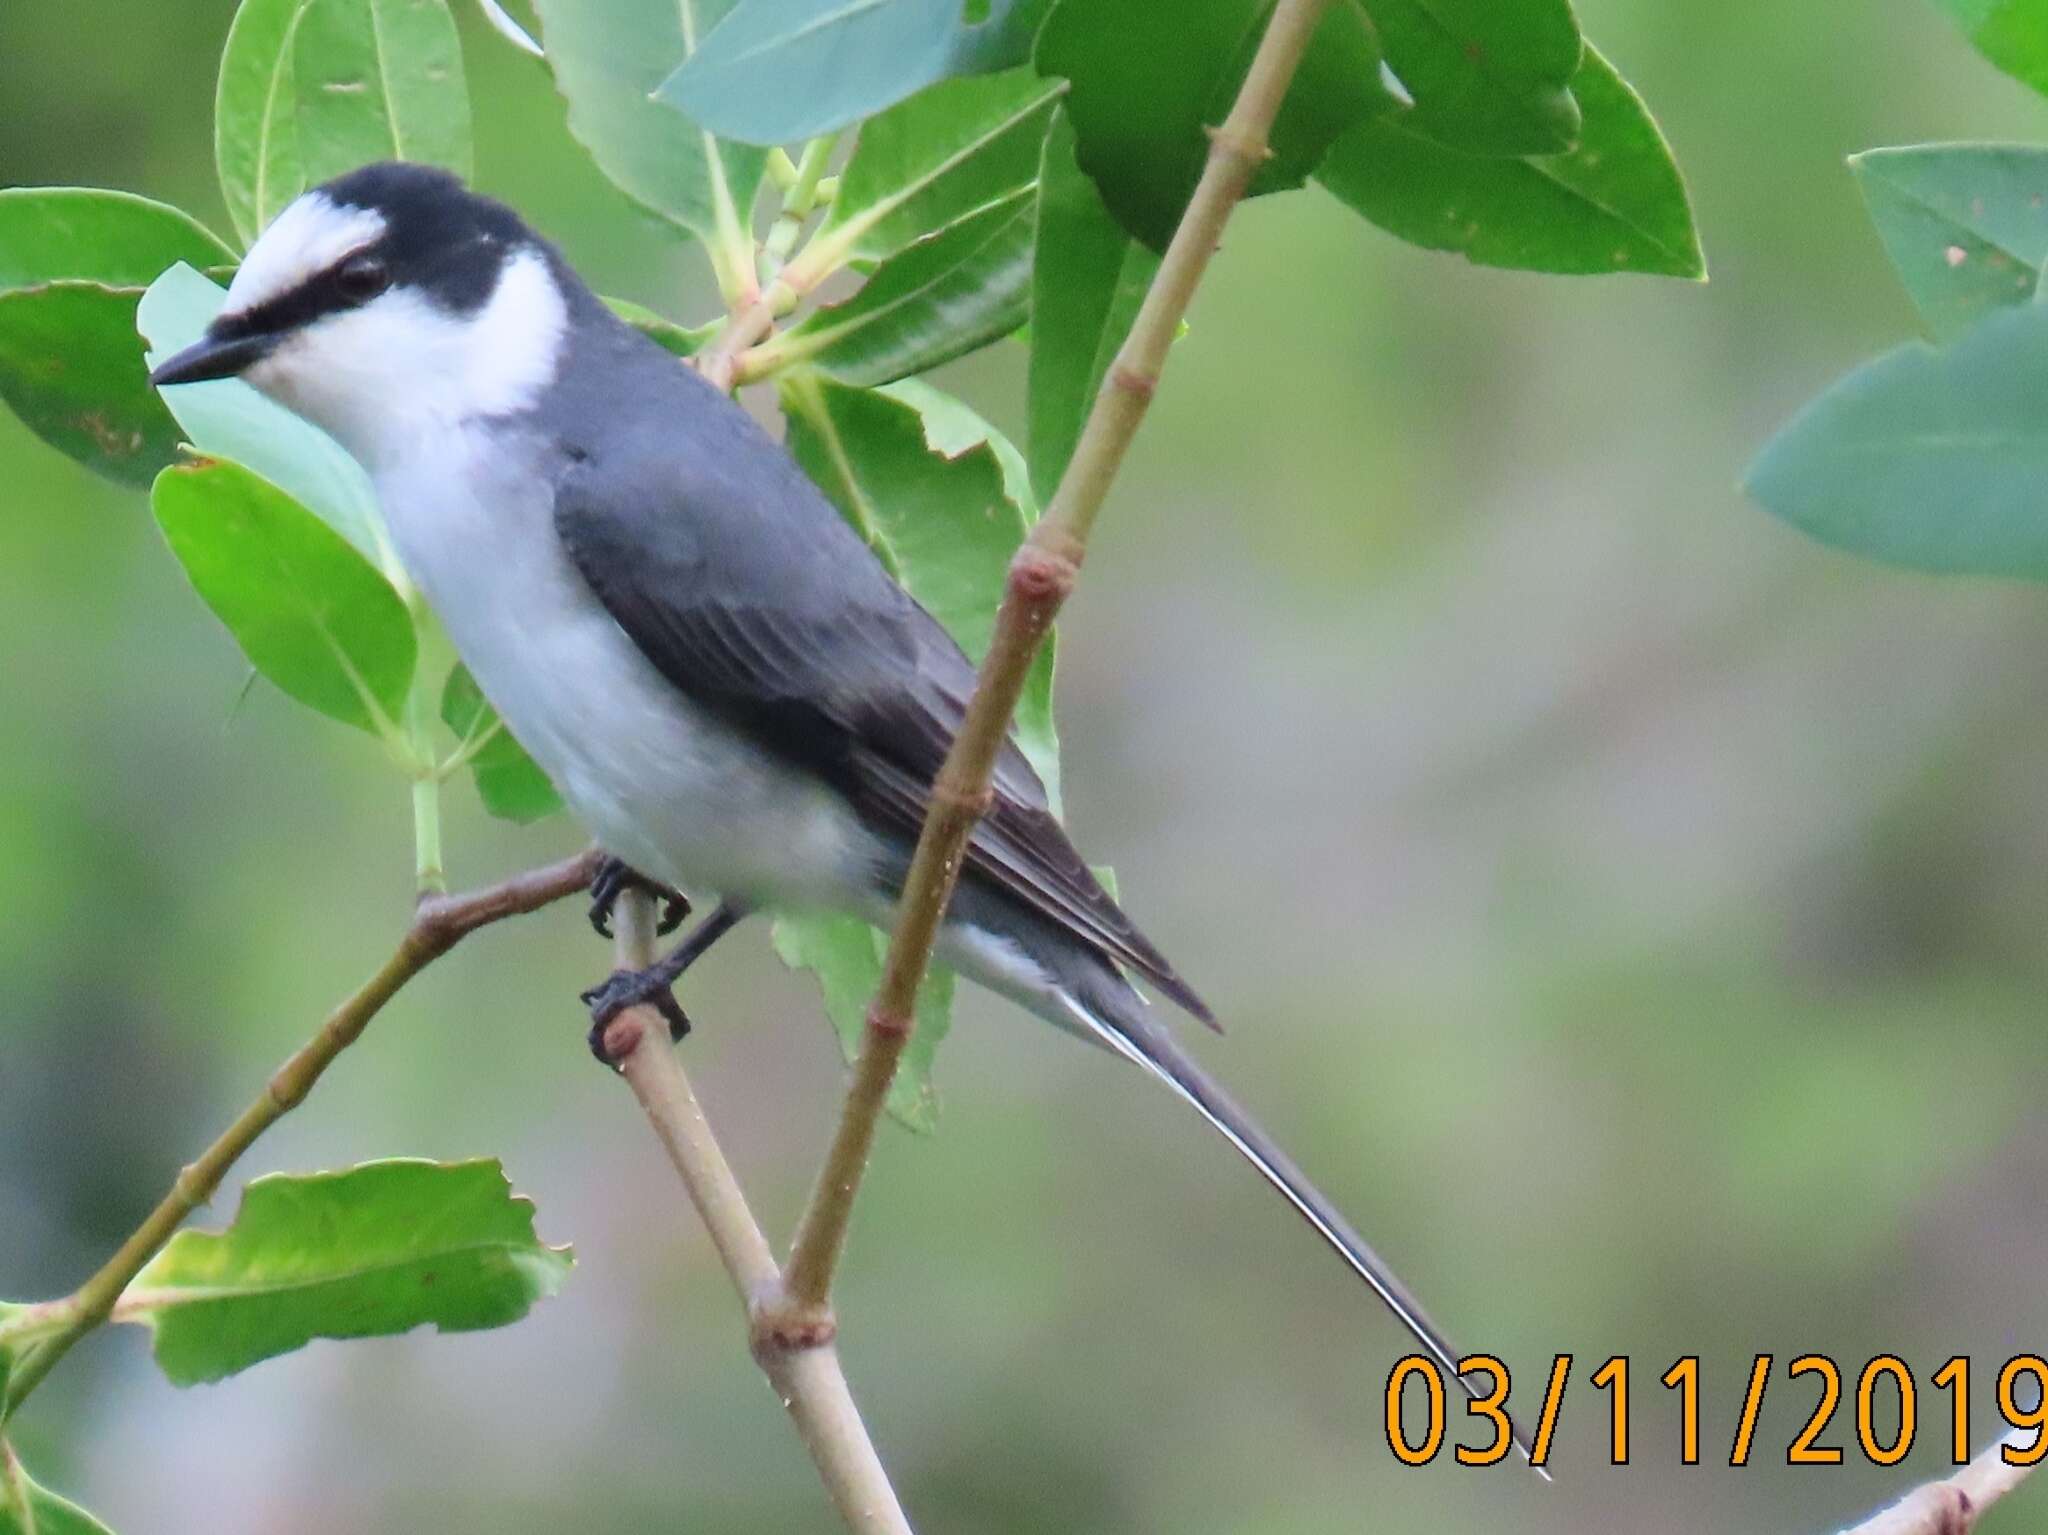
[150,162,1521,1452]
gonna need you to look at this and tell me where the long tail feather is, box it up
[1063,992,1544,1474]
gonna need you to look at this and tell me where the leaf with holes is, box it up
[1852,144,2048,339]
[152,456,417,736]
[771,911,956,1132]
[1036,0,1392,249]
[1747,301,2048,580]
[872,379,1057,792]
[533,0,767,273]
[0,1447,114,1535]
[1317,44,1702,278]
[441,664,564,822]
[1363,0,1583,156]
[763,188,1033,385]
[0,283,186,487]
[216,0,313,245]
[0,188,234,291]
[656,0,1054,144]
[810,68,1062,267]
[1027,107,1157,505]
[292,0,473,188]
[140,263,391,564]
[121,1160,571,1386]
[0,191,237,486]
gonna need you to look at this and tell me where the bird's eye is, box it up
[334,253,390,303]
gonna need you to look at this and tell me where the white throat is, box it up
[244,243,570,473]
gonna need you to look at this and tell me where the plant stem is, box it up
[698,288,791,393]
[780,0,1335,1310]
[1837,1427,2038,1534]
[412,776,446,895]
[598,893,911,1534]
[406,618,453,894]
[0,849,601,1420]
[786,136,839,220]
[766,135,842,274]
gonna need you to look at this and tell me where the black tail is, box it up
[1071,989,1543,1473]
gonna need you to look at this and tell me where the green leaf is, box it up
[1316,43,1703,279]
[291,0,474,188]
[0,194,234,487]
[532,0,768,268]
[764,188,1033,385]
[152,456,417,735]
[0,283,184,487]
[1364,0,1583,156]
[0,1446,114,1535]
[140,263,391,565]
[0,188,234,291]
[1932,0,2048,99]
[0,1305,18,1404]
[878,377,1037,526]
[1852,144,2048,339]
[440,664,564,822]
[771,912,955,1132]
[121,1160,571,1386]
[1035,0,1391,250]
[781,370,1059,804]
[1027,107,1158,506]
[216,0,312,245]
[811,68,1063,265]
[655,0,1053,144]
[1746,302,2048,580]
[604,296,719,357]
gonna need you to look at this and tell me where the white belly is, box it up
[368,429,1082,1033]
[375,437,882,910]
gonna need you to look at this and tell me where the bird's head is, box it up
[150,162,570,467]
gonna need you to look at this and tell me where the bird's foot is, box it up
[587,856,689,940]
[581,967,690,1064]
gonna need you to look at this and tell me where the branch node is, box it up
[864,1001,913,1043]
[263,1070,301,1114]
[1109,362,1159,401]
[750,1288,840,1357]
[1008,542,1081,607]
[1203,121,1273,167]
[170,1161,213,1214]
[407,898,460,960]
[928,779,996,818]
[600,1010,649,1065]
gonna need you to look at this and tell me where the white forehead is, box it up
[225,191,386,316]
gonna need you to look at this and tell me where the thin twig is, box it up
[598,893,911,1534]
[779,0,1336,1313]
[1835,1430,2039,1534]
[0,848,602,1418]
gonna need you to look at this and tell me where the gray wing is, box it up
[550,389,1213,1025]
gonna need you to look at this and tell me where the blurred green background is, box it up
[6,2,2048,1530]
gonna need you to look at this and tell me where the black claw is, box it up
[587,857,690,940]
[581,967,691,1065]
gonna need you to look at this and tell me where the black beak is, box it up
[149,328,276,388]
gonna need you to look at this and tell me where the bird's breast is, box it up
[372,431,880,907]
